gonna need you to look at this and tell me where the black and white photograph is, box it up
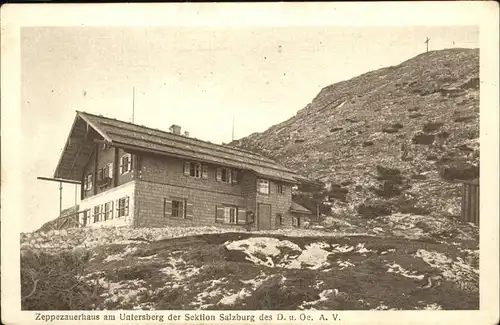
[1,2,499,324]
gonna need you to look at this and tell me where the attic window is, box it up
[257,179,269,195]
[217,167,231,183]
[184,162,205,179]
[216,168,240,184]
[84,173,93,191]
[97,164,113,183]
[120,154,132,174]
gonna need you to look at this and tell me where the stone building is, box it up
[53,111,312,230]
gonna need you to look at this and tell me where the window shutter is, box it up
[216,168,222,181]
[128,155,133,171]
[232,170,239,184]
[110,201,114,219]
[202,165,208,179]
[183,162,190,176]
[186,201,193,219]
[164,199,172,217]
[115,199,120,217]
[224,207,231,223]
[125,196,130,216]
[237,208,247,225]
[215,206,224,223]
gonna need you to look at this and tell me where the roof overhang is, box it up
[53,113,104,182]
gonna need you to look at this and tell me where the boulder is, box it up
[439,161,479,181]
[422,122,444,133]
[412,133,435,145]
[357,202,392,219]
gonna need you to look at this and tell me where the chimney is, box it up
[169,124,181,135]
[184,131,189,137]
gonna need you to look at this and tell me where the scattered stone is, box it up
[453,116,476,123]
[437,131,450,139]
[412,133,435,145]
[382,128,399,134]
[409,113,424,119]
[357,203,392,219]
[439,161,479,181]
[422,122,444,133]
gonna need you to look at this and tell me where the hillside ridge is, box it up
[230,48,479,219]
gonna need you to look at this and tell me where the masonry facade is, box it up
[53,111,312,230]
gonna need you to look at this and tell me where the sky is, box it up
[19,26,479,232]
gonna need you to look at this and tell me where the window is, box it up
[93,205,102,223]
[225,207,237,224]
[120,154,132,174]
[172,200,185,218]
[98,168,104,181]
[231,170,239,184]
[81,209,90,226]
[117,197,129,217]
[215,205,247,225]
[292,216,300,228]
[164,198,193,219]
[277,184,284,194]
[84,173,93,191]
[104,201,114,220]
[276,213,283,227]
[257,179,269,194]
[184,162,203,178]
[190,163,201,178]
[216,167,240,184]
[97,163,113,183]
[216,167,231,183]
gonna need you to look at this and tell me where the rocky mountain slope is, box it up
[230,48,479,219]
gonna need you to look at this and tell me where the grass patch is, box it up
[21,249,104,310]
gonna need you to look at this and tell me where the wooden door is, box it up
[258,203,272,230]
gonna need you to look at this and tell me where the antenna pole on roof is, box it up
[232,115,235,142]
[132,87,135,123]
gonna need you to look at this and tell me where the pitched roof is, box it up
[290,201,312,214]
[54,111,303,183]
